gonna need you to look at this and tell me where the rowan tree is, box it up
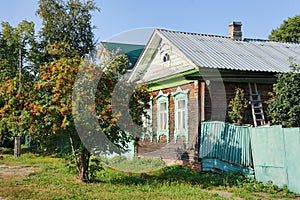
[0,76,32,147]
[25,43,150,182]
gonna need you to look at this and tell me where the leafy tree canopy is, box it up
[36,0,100,58]
[266,61,300,127]
[0,20,38,81]
[269,15,300,43]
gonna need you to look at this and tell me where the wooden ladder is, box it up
[248,83,265,127]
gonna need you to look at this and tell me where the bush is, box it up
[266,64,300,127]
[228,88,248,125]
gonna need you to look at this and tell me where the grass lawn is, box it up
[0,149,298,200]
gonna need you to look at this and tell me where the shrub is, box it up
[266,62,300,127]
[228,88,248,125]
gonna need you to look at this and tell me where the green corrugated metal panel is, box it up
[200,121,253,173]
[250,126,300,194]
[202,158,254,177]
[283,128,300,194]
[200,121,226,159]
[250,126,287,187]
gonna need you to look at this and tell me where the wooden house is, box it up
[128,22,300,165]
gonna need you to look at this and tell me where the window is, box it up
[172,87,189,143]
[163,53,170,62]
[158,102,168,130]
[143,109,152,131]
[156,91,169,142]
[161,52,170,67]
[159,43,171,68]
[176,99,186,131]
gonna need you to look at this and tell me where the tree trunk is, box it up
[79,148,90,182]
[68,133,90,182]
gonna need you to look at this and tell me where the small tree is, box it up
[266,62,300,127]
[228,88,248,125]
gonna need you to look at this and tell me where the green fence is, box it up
[199,121,254,176]
[200,122,300,194]
[250,126,300,194]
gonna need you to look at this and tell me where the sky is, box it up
[0,0,300,45]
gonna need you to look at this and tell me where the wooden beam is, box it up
[186,76,276,84]
[200,82,205,122]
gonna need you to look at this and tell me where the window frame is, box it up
[159,42,171,68]
[156,90,169,142]
[141,98,153,142]
[161,52,170,68]
[172,87,189,143]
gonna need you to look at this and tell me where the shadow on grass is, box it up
[96,165,298,198]
[0,147,245,189]
[95,164,247,189]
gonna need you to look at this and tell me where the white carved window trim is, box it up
[142,98,153,142]
[172,87,189,143]
[156,90,169,142]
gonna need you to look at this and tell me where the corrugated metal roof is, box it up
[157,29,300,73]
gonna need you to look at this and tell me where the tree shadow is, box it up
[96,164,247,189]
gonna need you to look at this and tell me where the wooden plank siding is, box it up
[137,82,199,163]
[204,82,273,124]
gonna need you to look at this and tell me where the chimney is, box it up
[229,21,242,40]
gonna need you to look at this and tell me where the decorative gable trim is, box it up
[128,29,198,83]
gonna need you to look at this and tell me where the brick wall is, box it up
[137,81,199,163]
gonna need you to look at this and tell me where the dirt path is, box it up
[0,164,39,177]
[209,190,243,199]
[0,164,40,200]
[209,189,300,200]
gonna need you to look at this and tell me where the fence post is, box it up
[14,136,21,157]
